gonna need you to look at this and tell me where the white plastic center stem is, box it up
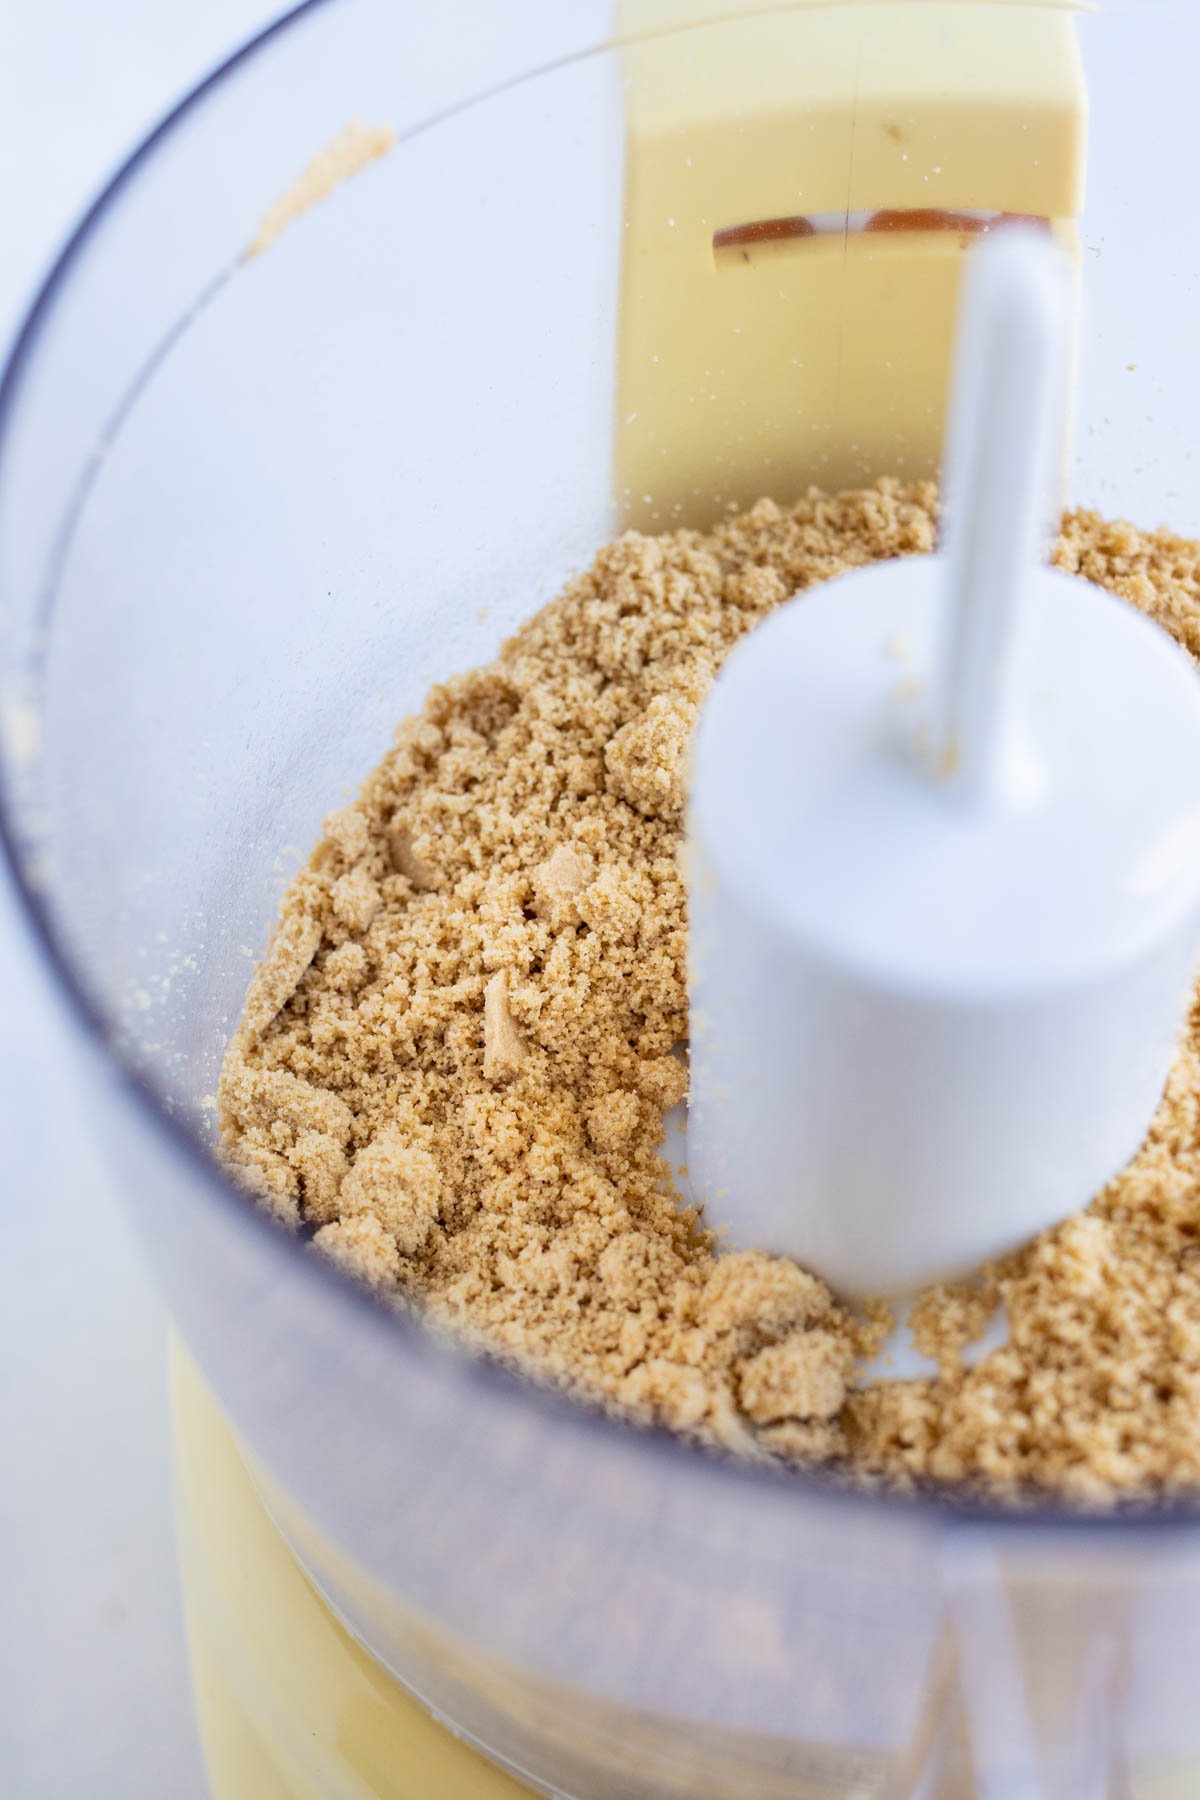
[687,230,1200,1298]
[934,230,1066,802]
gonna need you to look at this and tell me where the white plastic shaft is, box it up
[935,230,1067,800]
[688,230,1200,1297]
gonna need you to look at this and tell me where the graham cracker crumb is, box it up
[313,1213,401,1291]
[220,481,1200,1502]
[532,844,594,928]
[240,911,322,1039]
[739,1329,852,1424]
[637,1054,689,1112]
[483,971,528,1082]
[324,803,371,861]
[586,1088,642,1151]
[223,1143,300,1228]
[289,1128,349,1225]
[605,692,697,820]
[324,941,367,992]
[331,863,381,933]
[700,1249,832,1337]
[249,121,395,258]
[341,1127,440,1255]
[387,820,438,890]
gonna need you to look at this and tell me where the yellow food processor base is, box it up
[171,1346,535,1800]
[174,1346,1200,1800]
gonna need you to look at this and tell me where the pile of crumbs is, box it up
[218,481,1200,1504]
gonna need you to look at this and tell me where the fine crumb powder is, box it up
[218,483,1200,1503]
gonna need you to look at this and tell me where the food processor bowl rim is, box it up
[0,0,1188,1544]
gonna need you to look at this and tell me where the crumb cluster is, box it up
[219,484,1200,1502]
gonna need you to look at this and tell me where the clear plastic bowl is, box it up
[4,2,1200,1794]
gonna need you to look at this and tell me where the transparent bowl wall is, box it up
[4,2,1200,1795]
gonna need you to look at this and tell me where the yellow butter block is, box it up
[619,2,1084,218]
[616,1,1086,528]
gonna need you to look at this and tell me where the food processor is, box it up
[4,2,1200,1794]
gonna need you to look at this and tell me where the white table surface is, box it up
[0,7,282,1794]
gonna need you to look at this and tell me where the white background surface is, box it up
[0,7,282,1794]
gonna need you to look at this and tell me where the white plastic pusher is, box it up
[687,228,1200,1298]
